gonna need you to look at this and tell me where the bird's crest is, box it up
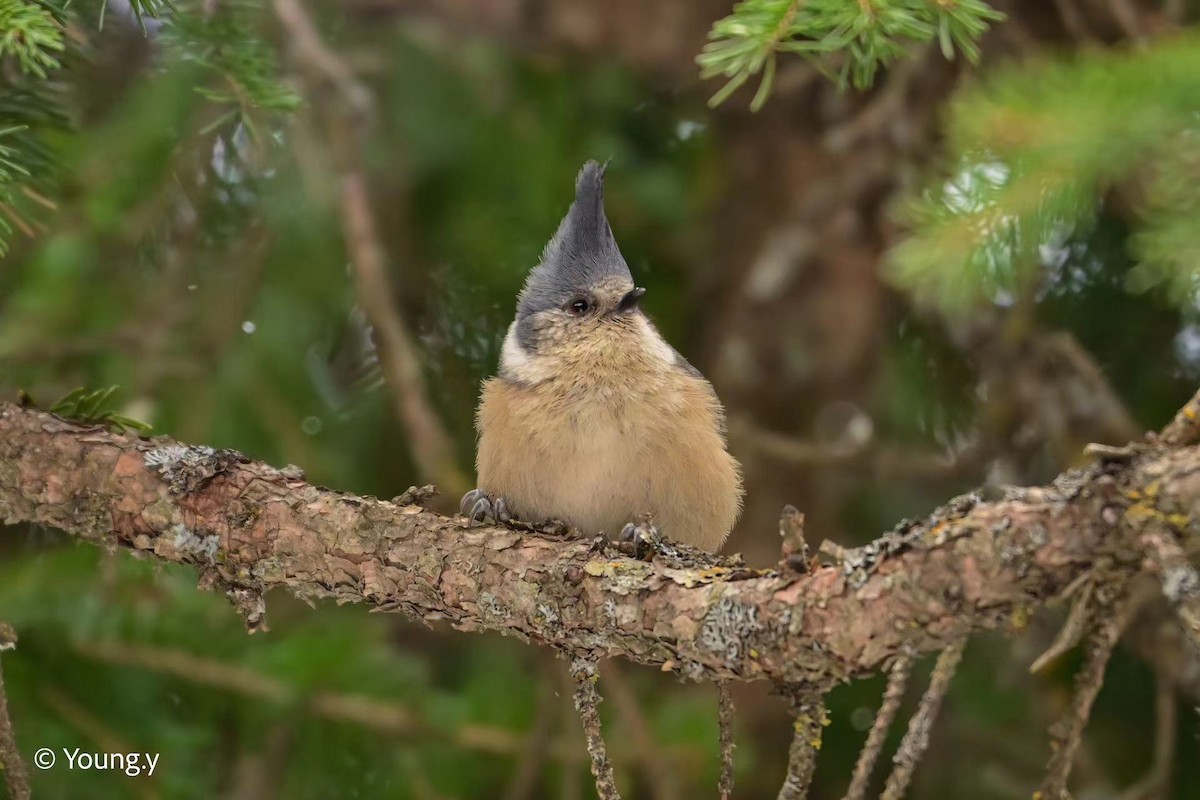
[517,161,632,320]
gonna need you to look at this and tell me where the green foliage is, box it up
[99,0,175,33]
[162,0,299,136]
[0,0,295,255]
[889,35,1200,313]
[0,126,32,252]
[698,0,1004,109]
[0,0,65,78]
[47,385,153,432]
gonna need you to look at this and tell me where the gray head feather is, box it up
[516,160,632,323]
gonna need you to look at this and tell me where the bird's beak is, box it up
[617,287,646,314]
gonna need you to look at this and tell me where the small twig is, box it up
[1039,592,1134,799]
[779,504,809,572]
[1118,668,1176,800]
[1159,388,1200,447]
[736,422,988,482]
[717,683,735,800]
[1141,526,1200,652]
[1031,580,1095,674]
[880,640,966,800]
[0,624,31,800]
[570,657,621,800]
[777,690,827,800]
[843,656,913,800]
[75,640,545,757]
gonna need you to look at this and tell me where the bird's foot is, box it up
[459,490,574,536]
[617,513,662,561]
[459,489,513,527]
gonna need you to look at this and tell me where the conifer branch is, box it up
[1,399,1198,687]
[698,0,1005,107]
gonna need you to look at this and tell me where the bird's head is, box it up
[501,161,649,382]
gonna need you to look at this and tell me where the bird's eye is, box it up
[568,298,590,316]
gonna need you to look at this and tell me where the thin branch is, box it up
[880,640,966,800]
[570,657,620,800]
[779,503,810,572]
[1030,579,1095,674]
[843,656,913,800]
[0,624,30,800]
[1140,526,1200,652]
[717,683,735,800]
[777,691,826,800]
[74,639,564,759]
[271,0,469,497]
[735,421,989,482]
[1038,591,1135,800]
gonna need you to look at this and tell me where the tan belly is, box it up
[475,377,741,549]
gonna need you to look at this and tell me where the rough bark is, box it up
[1,401,1197,686]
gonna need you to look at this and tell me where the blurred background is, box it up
[2,0,1199,797]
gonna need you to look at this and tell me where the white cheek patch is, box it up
[635,316,676,367]
[500,322,556,384]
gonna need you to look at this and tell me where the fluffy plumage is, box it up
[473,161,743,550]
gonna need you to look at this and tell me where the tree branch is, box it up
[1,400,1198,687]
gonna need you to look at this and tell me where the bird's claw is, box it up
[617,514,661,560]
[459,489,513,527]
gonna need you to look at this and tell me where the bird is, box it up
[460,160,743,552]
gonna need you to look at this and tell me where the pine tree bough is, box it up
[2,400,1199,686]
